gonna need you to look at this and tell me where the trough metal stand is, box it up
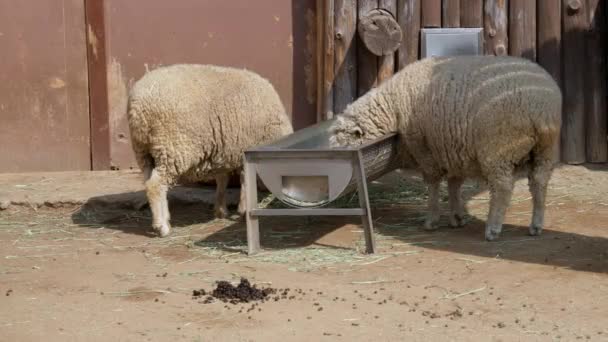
[243,150,376,255]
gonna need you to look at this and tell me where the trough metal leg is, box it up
[244,155,260,255]
[354,151,376,254]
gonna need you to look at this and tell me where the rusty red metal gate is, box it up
[0,0,91,173]
[0,0,318,172]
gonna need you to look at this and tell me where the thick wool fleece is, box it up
[330,55,562,241]
[127,64,293,236]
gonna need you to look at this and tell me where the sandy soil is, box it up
[1,164,607,341]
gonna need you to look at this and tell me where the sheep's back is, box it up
[127,64,291,179]
[405,56,561,176]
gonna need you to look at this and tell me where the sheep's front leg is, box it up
[145,168,171,237]
[448,177,465,228]
[485,171,515,241]
[237,170,246,216]
[423,179,441,231]
[214,173,229,219]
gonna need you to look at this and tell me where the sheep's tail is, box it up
[533,85,562,166]
[126,92,153,173]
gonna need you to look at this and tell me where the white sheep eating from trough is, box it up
[127,64,293,237]
[329,55,562,241]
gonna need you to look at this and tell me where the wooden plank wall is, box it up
[318,0,608,164]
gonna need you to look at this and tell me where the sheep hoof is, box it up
[449,214,466,228]
[528,224,543,236]
[237,203,246,217]
[423,219,440,231]
[484,226,501,241]
[214,207,229,219]
[154,223,171,237]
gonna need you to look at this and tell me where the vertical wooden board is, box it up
[537,0,562,161]
[561,0,587,163]
[396,0,421,69]
[378,0,398,82]
[323,0,336,119]
[334,0,358,113]
[484,0,508,56]
[460,0,483,27]
[443,0,461,27]
[86,0,111,170]
[316,0,325,122]
[509,0,537,60]
[422,0,442,27]
[585,0,607,162]
[357,0,379,96]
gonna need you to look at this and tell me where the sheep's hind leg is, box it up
[214,173,229,219]
[484,169,515,241]
[448,177,466,228]
[528,155,553,236]
[145,168,171,237]
[134,156,154,211]
[423,179,441,231]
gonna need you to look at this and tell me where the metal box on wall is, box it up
[420,28,484,58]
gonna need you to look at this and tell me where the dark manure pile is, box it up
[193,278,277,304]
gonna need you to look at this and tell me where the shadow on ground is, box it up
[70,165,608,274]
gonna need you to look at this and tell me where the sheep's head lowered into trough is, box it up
[328,113,391,148]
[329,114,364,147]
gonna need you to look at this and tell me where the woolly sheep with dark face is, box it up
[329,55,562,241]
[127,64,293,237]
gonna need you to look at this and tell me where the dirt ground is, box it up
[1,164,608,341]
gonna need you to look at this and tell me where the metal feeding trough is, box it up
[243,118,400,255]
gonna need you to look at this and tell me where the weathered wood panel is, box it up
[316,0,324,121]
[509,0,537,60]
[460,0,483,27]
[585,0,607,162]
[537,0,562,161]
[334,0,358,113]
[561,0,588,163]
[442,0,461,27]
[484,0,508,56]
[378,0,398,82]
[357,0,378,96]
[323,0,335,119]
[396,0,421,69]
[422,0,442,28]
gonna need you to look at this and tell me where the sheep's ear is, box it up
[353,126,363,138]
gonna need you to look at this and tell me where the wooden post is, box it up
[538,0,563,162]
[378,0,398,82]
[396,0,421,69]
[334,0,357,113]
[357,0,379,96]
[484,0,508,56]
[244,155,260,255]
[422,0,441,28]
[509,0,537,60]
[562,0,587,164]
[585,0,607,162]
[442,0,461,27]
[316,0,325,122]
[85,0,111,170]
[460,0,483,27]
[322,0,335,119]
